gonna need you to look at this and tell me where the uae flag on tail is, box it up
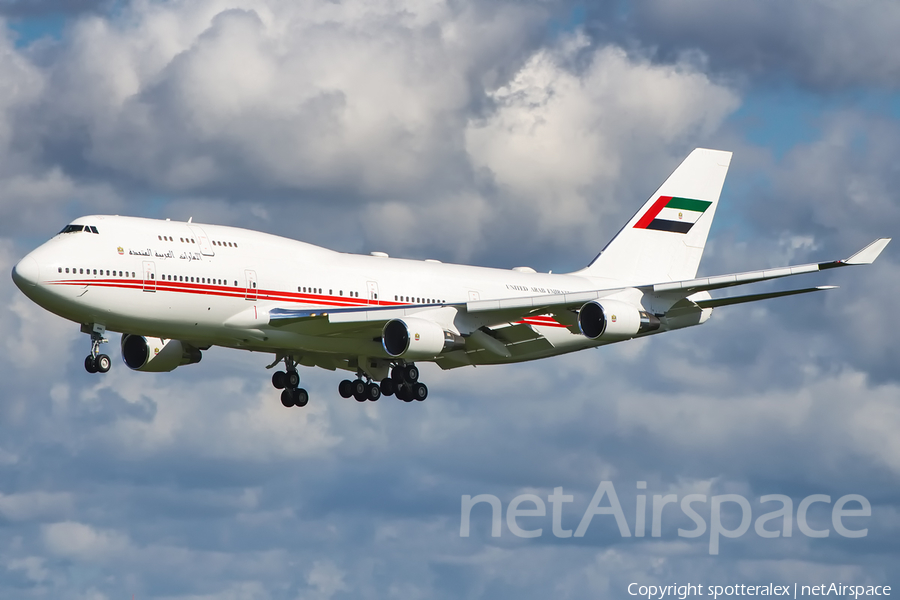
[633,196,713,234]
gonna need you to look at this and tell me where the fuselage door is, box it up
[367,281,379,305]
[244,269,258,301]
[188,226,215,256]
[142,261,156,292]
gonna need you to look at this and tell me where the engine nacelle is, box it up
[382,318,464,359]
[121,334,202,372]
[577,299,660,341]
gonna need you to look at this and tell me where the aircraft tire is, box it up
[295,388,309,407]
[412,382,427,401]
[272,371,286,389]
[281,389,295,407]
[391,366,404,384]
[84,355,98,373]
[366,382,381,401]
[338,379,353,398]
[286,371,301,389]
[96,354,111,373]
[396,384,413,402]
[379,377,395,396]
[351,379,366,397]
[403,364,419,382]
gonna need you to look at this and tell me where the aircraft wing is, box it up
[647,237,890,295]
[265,238,889,334]
[463,238,890,318]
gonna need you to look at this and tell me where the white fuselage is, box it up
[15,215,664,369]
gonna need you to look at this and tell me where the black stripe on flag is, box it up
[646,219,693,234]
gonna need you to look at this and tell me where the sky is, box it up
[1,0,899,598]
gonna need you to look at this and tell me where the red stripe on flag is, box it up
[633,196,671,229]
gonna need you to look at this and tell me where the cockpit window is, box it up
[58,224,100,234]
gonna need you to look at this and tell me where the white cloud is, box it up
[0,491,73,521]
[42,521,131,561]
[304,560,350,600]
[465,37,739,255]
[6,556,49,583]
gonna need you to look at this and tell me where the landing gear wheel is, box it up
[396,384,414,402]
[379,378,395,397]
[281,389,295,407]
[95,354,111,373]
[294,388,309,407]
[272,371,287,389]
[366,382,381,401]
[84,355,98,374]
[338,380,353,398]
[403,364,419,382]
[351,379,366,397]
[411,382,428,401]
[286,371,301,389]
[391,366,404,384]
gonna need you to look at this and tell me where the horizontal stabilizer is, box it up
[694,286,837,309]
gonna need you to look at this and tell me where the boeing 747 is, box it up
[11,149,890,407]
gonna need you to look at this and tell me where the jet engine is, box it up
[382,318,464,359]
[121,334,202,372]
[577,299,660,341]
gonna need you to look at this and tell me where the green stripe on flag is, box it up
[666,197,712,212]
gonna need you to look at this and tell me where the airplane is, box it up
[11,148,890,408]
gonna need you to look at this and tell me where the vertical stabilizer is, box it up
[575,148,732,284]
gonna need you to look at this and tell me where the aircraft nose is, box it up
[12,256,40,289]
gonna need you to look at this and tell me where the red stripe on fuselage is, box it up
[48,278,403,308]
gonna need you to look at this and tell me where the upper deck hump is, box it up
[65,215,338,258]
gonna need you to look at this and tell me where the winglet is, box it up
[843,238,891,265]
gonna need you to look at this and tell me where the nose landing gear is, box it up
[82,323,111,374]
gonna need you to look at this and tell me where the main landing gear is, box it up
[338,363,427,403]
[338,375,382,402]
[267,358,428,409]
[82,323,111,374]
[270,356,309,408]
